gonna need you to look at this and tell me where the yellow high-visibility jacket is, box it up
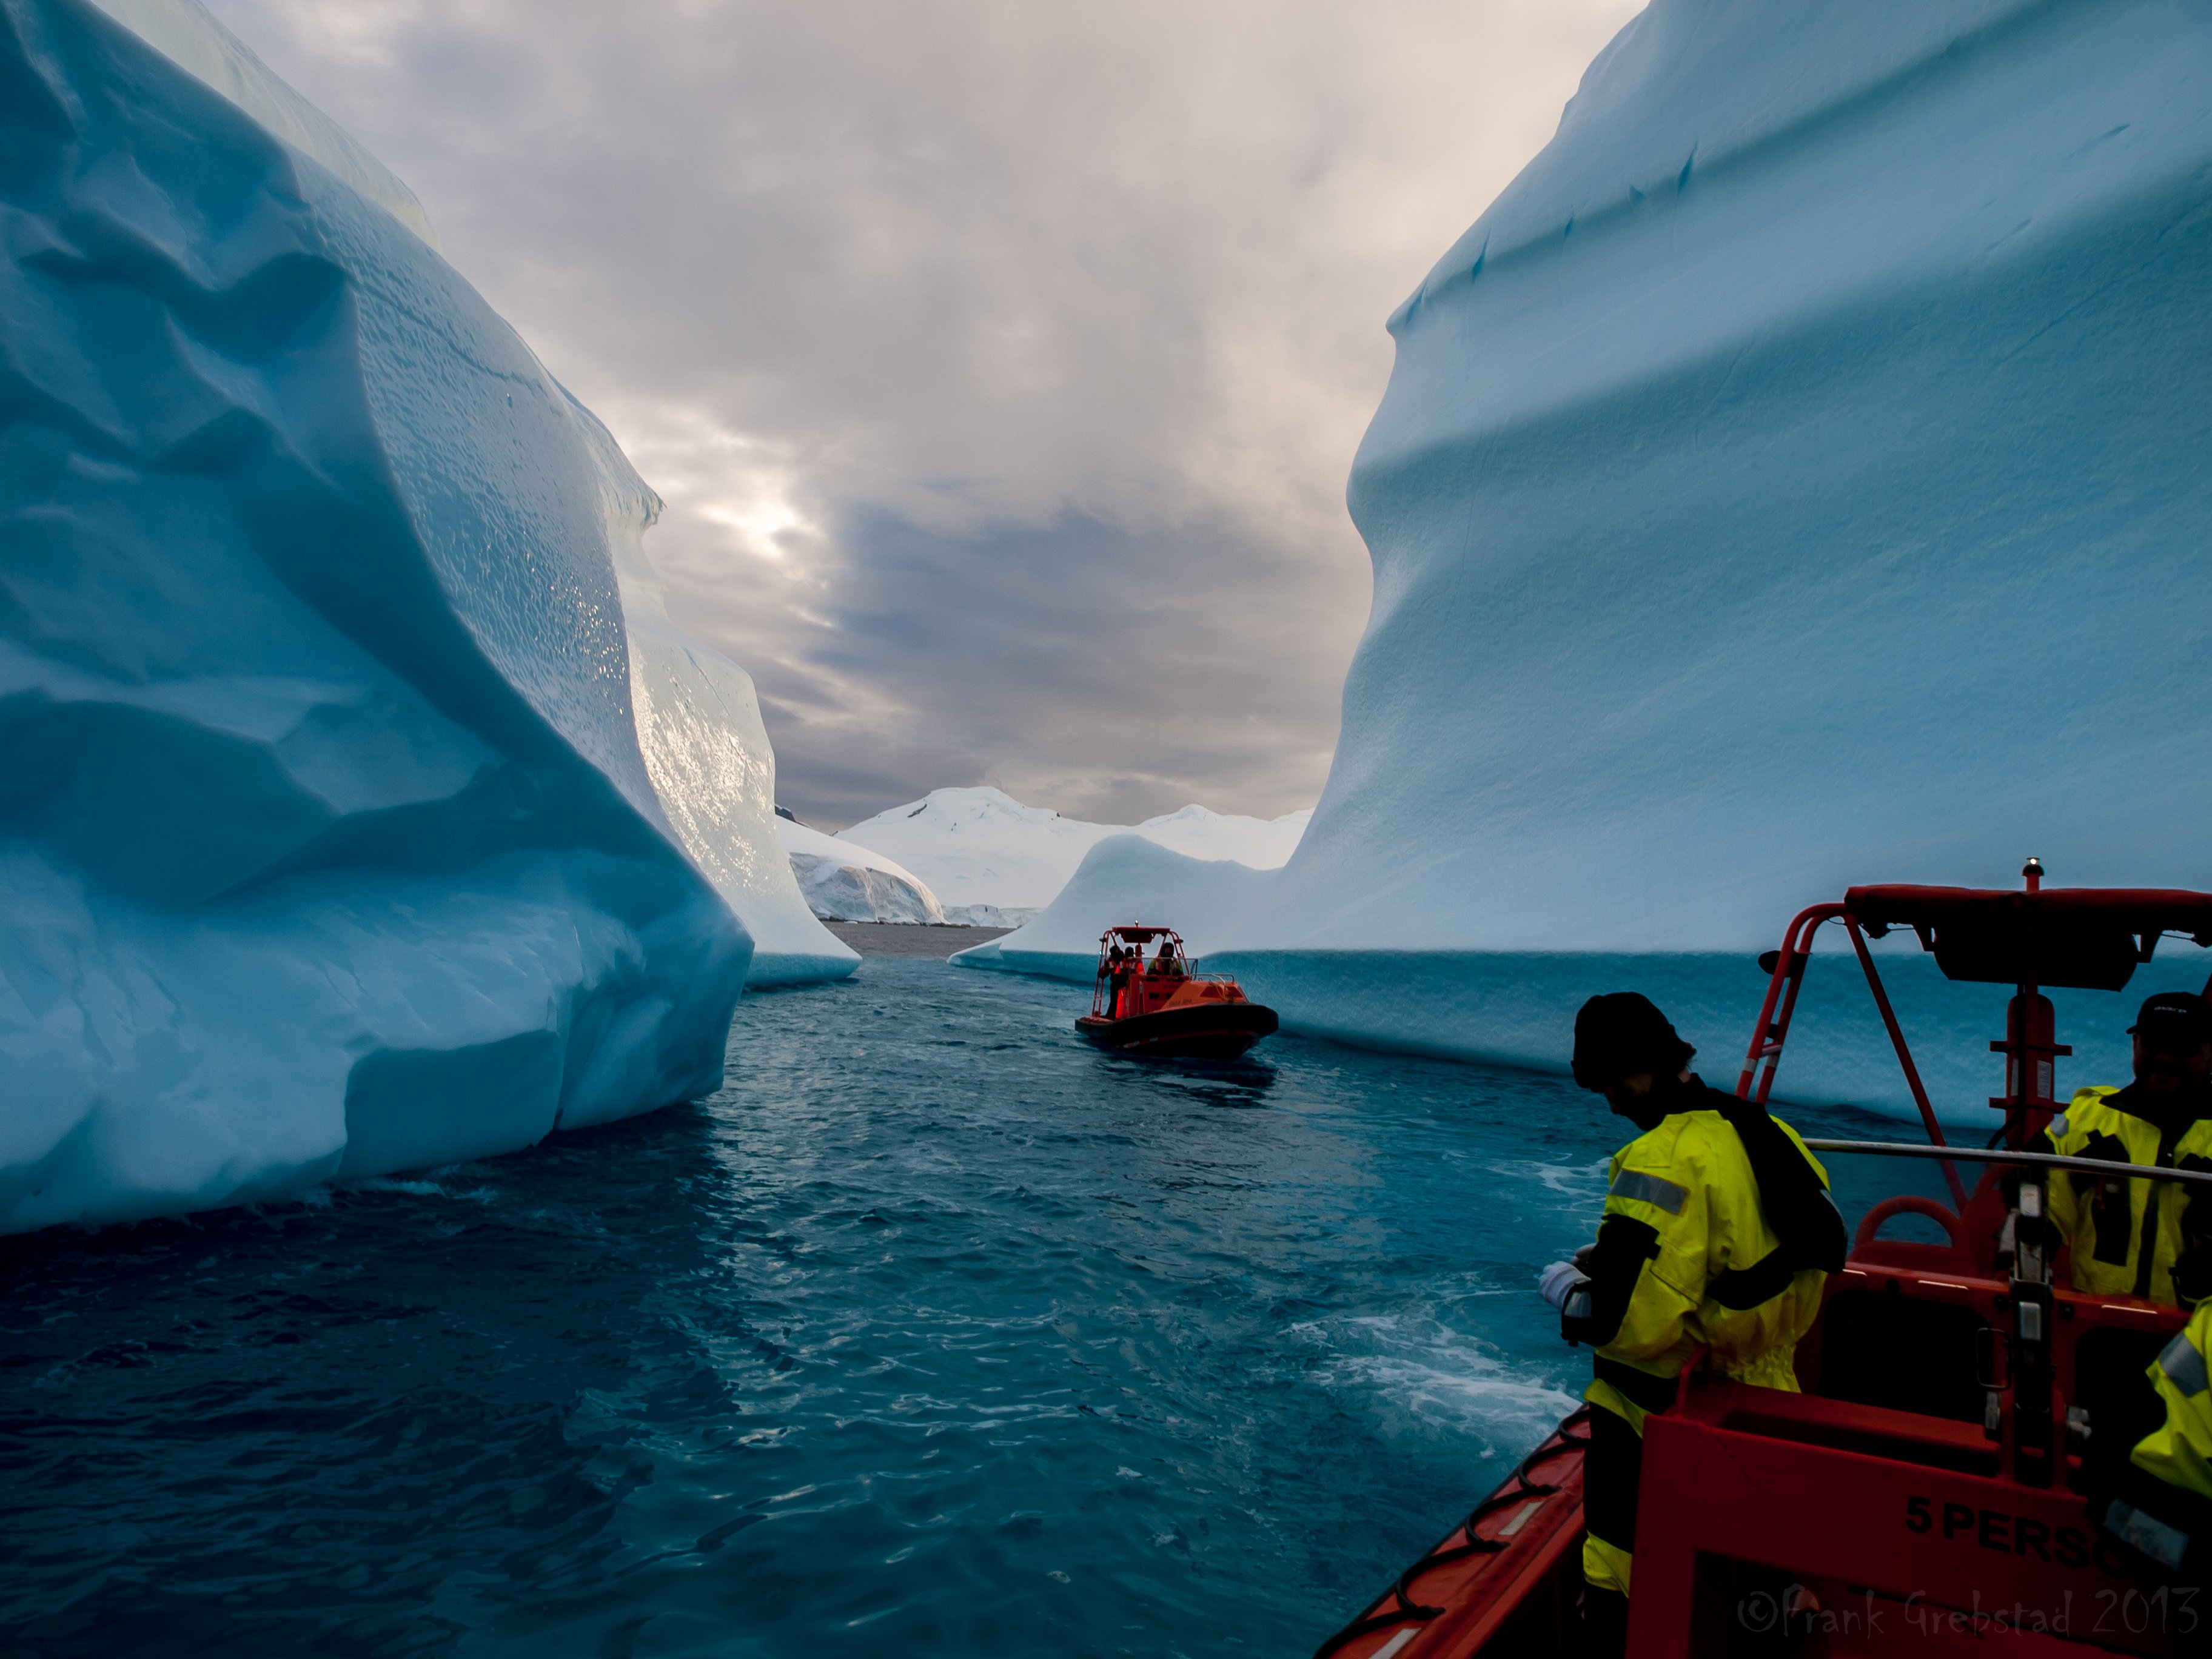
[2043,1087,2212,1306]
[2136,1307,2212,1500]
[1567,1088,1836,1432]
[2102,1301,2212,1572]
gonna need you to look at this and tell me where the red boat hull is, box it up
[1074,1001,1278,1059]
[1316,1414,1590,1659]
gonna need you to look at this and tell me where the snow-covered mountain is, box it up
[962,0,2212,1125]
[834,787,1310,919]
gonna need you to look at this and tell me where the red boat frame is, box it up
[1315,867,2212,1658]
[1087,924,1208,1018]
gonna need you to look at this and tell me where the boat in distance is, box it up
[1074,924,1278,1060]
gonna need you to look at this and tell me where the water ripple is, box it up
[1,958,1905,1656]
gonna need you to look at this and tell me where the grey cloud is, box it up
[731,507,1353,826]
[200,0,1639,827]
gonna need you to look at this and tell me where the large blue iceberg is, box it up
[962,0,2212,1122]
[0,0,845,1232]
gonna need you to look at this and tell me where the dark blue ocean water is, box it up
[1,959,1920,1658]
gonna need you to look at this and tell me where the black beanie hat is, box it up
[1572,992,1696,1091]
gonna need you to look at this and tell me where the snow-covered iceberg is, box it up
[0,0,768,1230]
[776,814,947,925]
[962,0,2212,1124]
[953,836,1276,973]
[838,786,1309,920]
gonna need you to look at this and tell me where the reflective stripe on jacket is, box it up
[2136,1308,2212,1500]
[2044,1087,2212,1306]
[1574,1098,1833,1431]
[2107,1302,2212,1572]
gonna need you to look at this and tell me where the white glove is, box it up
[1538,1260,1589,1312]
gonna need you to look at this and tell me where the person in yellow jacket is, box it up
[1541,993,1846,1655]
[2040,991,2212,1307]
[2094,1300,2212,1632]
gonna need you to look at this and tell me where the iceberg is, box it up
[0,0,788,1231]
[963,0,2212,1125]
[615,538,857,985]
[939,903,1041,930]
[838,786,1309,919]
[776,813,947,925]
[954,836,1276,975]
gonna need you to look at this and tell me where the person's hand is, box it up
[1573,1242,1598,1275]
[1538,1261,1587,1311]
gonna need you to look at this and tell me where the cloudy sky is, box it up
[202,0,1639,829]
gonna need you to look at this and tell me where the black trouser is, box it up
[2077,1327,2172,1492]
[1584,1403,1642,1570]
[1580,1405,1640,1657]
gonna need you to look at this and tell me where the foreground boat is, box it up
[1315,865,2212,1657]
[1075,925,1278,1060]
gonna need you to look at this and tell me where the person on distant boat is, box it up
[1538,993,1846,1655]
[1104,945,1132,1017]
[2036,991,2212,1309]
[1153,939,1182,978]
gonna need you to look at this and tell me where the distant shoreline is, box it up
[822,922,1013,959]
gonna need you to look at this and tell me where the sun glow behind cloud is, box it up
[603,405,817,568]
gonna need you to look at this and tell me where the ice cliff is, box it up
[613,529,857,983]
[0,0,824,1231]
[777,814,947,925]
[962,0,2212,1122]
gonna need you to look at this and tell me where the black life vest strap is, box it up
[1710,1085,1847,1277]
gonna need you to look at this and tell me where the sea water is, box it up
[1,959,1944,1657]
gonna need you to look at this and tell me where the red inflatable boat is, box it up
[1075,924,1278,1060]
[1312,862,2212,1657]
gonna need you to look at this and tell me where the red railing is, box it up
[1735,902,1967,1208]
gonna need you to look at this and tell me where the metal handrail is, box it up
[1091,967,1228,981]
[1803,1138,2212,1190]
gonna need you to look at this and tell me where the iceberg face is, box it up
[1326,0,2212,952]
[964,0,2212,1124]
[80,0,438,248]
[775,816,947,925]
[613,515,858,984]
[839,786,1309,915]
[0,0,752,1230]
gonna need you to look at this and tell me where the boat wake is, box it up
[1297,1310,1580,1450]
